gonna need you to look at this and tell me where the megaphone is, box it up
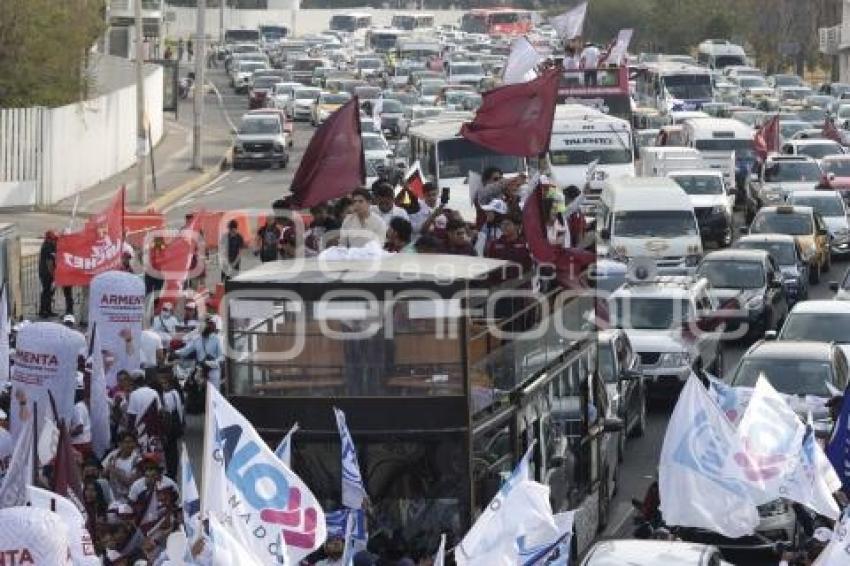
[626,257,658,284]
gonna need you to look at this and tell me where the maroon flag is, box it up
[136,400,163,454]
[290,97,365,208]
[753,115,780,162]
[824,119,845,145]
[460,68,560,157]
[522,182,595,287]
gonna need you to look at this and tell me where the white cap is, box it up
[481,199,508,215]
[62,314,75,325]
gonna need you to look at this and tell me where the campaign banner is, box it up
[10,322,86,439]
[27,486,99,566]
[88,271,145,386]
[0,506,71,565]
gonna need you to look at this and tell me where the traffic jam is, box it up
[19,2,850,565]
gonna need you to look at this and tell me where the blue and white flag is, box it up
[659,375,761,538]
[209,515,264,566]
[456,443,558,566]
[518,511,575,566]
[333,407,368,509]
[707,375,753,426]
[827,389,850,490]
[326,508,367,551]
[433,533,446,566]
[737,376,805,504]
[181,443,201,546]
[204,385,324,564]
[275,422,299,468]
[814,509,850,565]
[781,412,841,521]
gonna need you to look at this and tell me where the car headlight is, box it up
[659,352,690,367]
[746,296,764,311]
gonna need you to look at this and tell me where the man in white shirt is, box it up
[175,317,224,388]
[408,183,442,236]
[341,188,387,248]
[151,302,180,343]
[127,455,179,536]
[371,182,409,226]
[140,330,164,371]
[71,377,92,457]
[580,42,601,86]
[125,371,162,453]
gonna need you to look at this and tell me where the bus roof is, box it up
[682,117,754,138]
[642,62,712,76]
[553,104,631,127]
[408,119,467,141]
[230,254,509,286]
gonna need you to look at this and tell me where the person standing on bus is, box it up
[341,188,387,248]
[580,42,601,87]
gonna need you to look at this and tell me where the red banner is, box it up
[157,214,203,294]
[55,189,125,286]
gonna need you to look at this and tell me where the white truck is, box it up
[639,146,735,187]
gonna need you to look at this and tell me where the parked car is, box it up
[733,234,809,305]
[581,540,728,566]
[232,114,289,169]
[696,249,788,339]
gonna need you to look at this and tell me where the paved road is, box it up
[161,68,311,224]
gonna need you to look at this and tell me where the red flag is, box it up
[157,214,203,294]
[55,188,125,286]
[753,115,780,162]
[290,97,365,208]
[460,68,560,157]
[403,161,425,199]
[522,182,595,287]
[824,119,844,145]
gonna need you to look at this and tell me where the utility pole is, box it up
[192,0,207,171]
[219,0,225,44]
[134,0,147,204]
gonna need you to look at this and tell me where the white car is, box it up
[772,300,850,360]
[781,139,846,162]
[788,190,850,256]
[445,61,486,90]
[287,87,321,121]
[668,170,735,247]
[581,540,729,566]
[361,132,393,165]
[271,82,302,113]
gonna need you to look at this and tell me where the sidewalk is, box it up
[0,92,233,239]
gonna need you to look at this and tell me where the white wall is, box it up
[162,7,464,40]
[40,64,164,205]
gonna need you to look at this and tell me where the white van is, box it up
[667,169,735,247]
[597,177,703,274]
[697,39,748,70]
[549,104,635,190]
[681,117,752,188]
[638,146,703,178]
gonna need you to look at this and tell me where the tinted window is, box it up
[764,161,822,182]
[610,298,692,330]
[614,210,698,238]
[734,241,795,264]
[779,313,850,343]
[671,174,724,195]
[437,139,524,178]
[791,195,845,216]
[751,211,813,236]
[732,358,833,396]
[697,261,765,289]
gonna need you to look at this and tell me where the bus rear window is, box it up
[437,139,523,177]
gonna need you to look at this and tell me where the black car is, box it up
[696,249,788,340]
[597,330,645,462]
[733,234,809,305]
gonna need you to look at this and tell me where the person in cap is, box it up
[183,300,200,334]
[127,453,179,537]
[175,315,224,388]
[71,371,92,458]
[38,230,58,318]
[475,199,507,256]
[152,301,181,343]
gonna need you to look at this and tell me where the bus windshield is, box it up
[549,132,633,165]
[392,15,417,30]
[330,15,358,32]
[370,33,400,50]
[461,14,487,34]
[259,25,287,40]
[437,139,524,178]
[491,12,520,23]
[694,138,756,158]
[225,29,260,43]
[663,74,713,100]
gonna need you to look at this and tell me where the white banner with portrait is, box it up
[88,271,145,387]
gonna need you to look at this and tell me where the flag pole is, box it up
[200,381,213,517]
[31,402,38,486]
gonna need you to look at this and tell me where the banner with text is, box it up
[88,271,145,387]
[0,507,71,565]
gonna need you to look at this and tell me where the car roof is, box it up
[758,205,815,217]
[745,340,835,360]
[583,540,718,565]
[785,138,842,147]
[789,190,841,199]
[735,234,797,246]
[702,249,769,263]
[789,300,850,315]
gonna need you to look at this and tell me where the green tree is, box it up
[0,0,105,107]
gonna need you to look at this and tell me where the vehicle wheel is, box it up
[810,261,821,284]
[598,467,611,532]
[632,393,647,438]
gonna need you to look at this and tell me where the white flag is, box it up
[518,510,575,566]
[814,508,850,565]
[204,385,323,564]
[89,343,111,459]
[780,412,841,520]
[550,2,588,41]
[602,28,633,66]
[0,410,33,508]
[27,485,99,565]
[0,284,9,383]
[736,375,805,504]
[181,443,201,545]
[209,515,264,566]
[274,422,299,468]
[433,533,446,566]
[333,407,367,510]
[503,37,544,85]
[658,375,761,538]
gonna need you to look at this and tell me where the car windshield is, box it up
[822,159,850,176]
[781,88,813,100]
[739,77,768,88]
[732,358,832,397]
[797,109,827,125]
[321,93,350,104]
[355,87,381,99]
[238,118,280,134]
[838,106,850,119]
[614,210,698,238]
[779,313,850,343]
[734,241,795,264]
[253,77,277,89]
[693,138,755,157]
[610,298,692,330]
[751,211,813,236]
[451,64,484,75]
[421,82,446,95]
[413,108,442,120]
[697,260,765,289]
[437,138,524,177]
[670,175,724,195]
[791,195,845,216]
[358,59,381,69]
[445,91,468,104]
[798,143,843,159]
[781,122,809,139]
[598,343,616,383]
[732,112,763,127]
[362,136,388,151]
[360,120,377,133]
[241,63,266,73]
[764,161,822,182]
[295,89,319,100]
[663,74,713,100]
[773,75,802,87]
[380,100,403,113]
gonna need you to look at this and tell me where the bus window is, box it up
[437,139,523,178]
[473,425,514,511]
